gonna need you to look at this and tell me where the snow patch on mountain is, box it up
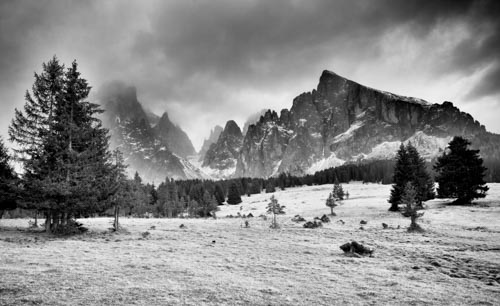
[178,155,213,180]
[333,121,364,143]
[364,132,451,161]
[201,164,236,180]
[307,153,345,174]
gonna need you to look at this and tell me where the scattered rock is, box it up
[359,226,365,230]
[141,231,150,238]
[149,226,156,230]
[292,215,306,222]
[303,220,323,229]
[430,261,441,267]
[244,220,250,228]
[412,266,420,270]
[337,219,345,225]
[339,241,374,256]
[320,214,331,223]
[360,220,368,225]
[179,224,186,229]
[382,223,388,229]
[247,213,254,218]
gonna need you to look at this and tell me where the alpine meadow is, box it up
[1,1,500,305]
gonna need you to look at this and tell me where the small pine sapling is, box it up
[333,180,345,200]
[266,195,285,229]
[325,192,337,216]
[402,182,425,232]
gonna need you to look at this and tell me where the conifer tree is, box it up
[434,136,488,204]
[0,137,18,219]
[227,182,242,204]
[332,178,345,200]
[402,182,424,232]
[325,192,337,216]
[9,58,115,232]
[389,143,434,211]
[266,195,285,229]
[406,143,435,205]
[109,149,129,230]
[214,183,225,204]
[389,144,411,211]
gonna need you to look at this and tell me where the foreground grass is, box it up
[1,183,500,305]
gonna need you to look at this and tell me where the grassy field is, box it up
[1,182,500,305]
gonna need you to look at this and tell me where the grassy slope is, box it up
[1,182,499,306]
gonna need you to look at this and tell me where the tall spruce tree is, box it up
[389,143,434,211]
[0,137,18,219]
[434,136,488,204]
[9,58,115,232]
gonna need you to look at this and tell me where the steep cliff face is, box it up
[153,112,196,158]
[98,81,205,182]
[198,125,223,161]
[202,120,243,177]
[235,70,498,177]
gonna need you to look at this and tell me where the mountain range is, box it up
[98,72,500,182]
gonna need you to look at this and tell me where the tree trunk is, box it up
[388,204,399,212]
[62,212,69,226]
[45,211,52,233]
[0,209,4,219]
[330,206,334,216]
[113,205,120,231]
[34,211,38,227]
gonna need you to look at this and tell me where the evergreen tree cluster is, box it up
[8,57,116,233]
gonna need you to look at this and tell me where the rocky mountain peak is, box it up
[202,120,244,176]
[199,125,224,160]
[223,120,243,138]
[98,81,200,182]
[153,111,196,158]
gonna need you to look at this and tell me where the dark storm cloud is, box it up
[130,0,500,104]
[0,0,499,148]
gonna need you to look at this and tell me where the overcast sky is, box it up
[1,0,499,150]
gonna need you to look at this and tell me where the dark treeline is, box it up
[96,159,398,219]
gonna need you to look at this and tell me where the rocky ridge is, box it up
[233,70,500,178]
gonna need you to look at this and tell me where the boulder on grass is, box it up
[292,215,306,222]
[320,214,331,223]
[340,241,374,256]
[303,220,323,229]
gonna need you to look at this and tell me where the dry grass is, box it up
[1,182,500,305]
